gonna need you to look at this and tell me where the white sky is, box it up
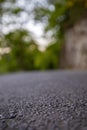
[25,21,50,50]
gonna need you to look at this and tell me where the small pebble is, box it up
[0,114,4,120]
[9,110,16,119]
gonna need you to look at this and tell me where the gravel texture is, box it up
[0,71,87,130]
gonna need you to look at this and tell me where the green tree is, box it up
[0,0,42,72]
[35,42,62,70]
[3,29,40,71]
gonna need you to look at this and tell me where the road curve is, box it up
[0,71,87,130]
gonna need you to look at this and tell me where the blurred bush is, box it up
[0,29,42,72]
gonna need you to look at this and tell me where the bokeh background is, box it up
[0,0,87,73]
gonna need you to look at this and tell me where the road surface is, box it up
[0,71,87,130]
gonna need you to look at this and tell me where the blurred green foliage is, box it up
[0,29,41,72]
[0,0,87,73]
[35,42,62,70]
[0,29,62,72]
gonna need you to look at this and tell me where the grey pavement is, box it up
[0,71,87,130]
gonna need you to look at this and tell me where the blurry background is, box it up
[0,0,87,73]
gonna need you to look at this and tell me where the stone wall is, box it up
[60,18,87,69]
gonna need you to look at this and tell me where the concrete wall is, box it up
[60,18,87,69]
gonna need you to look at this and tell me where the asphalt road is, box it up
[0,71,87,130]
